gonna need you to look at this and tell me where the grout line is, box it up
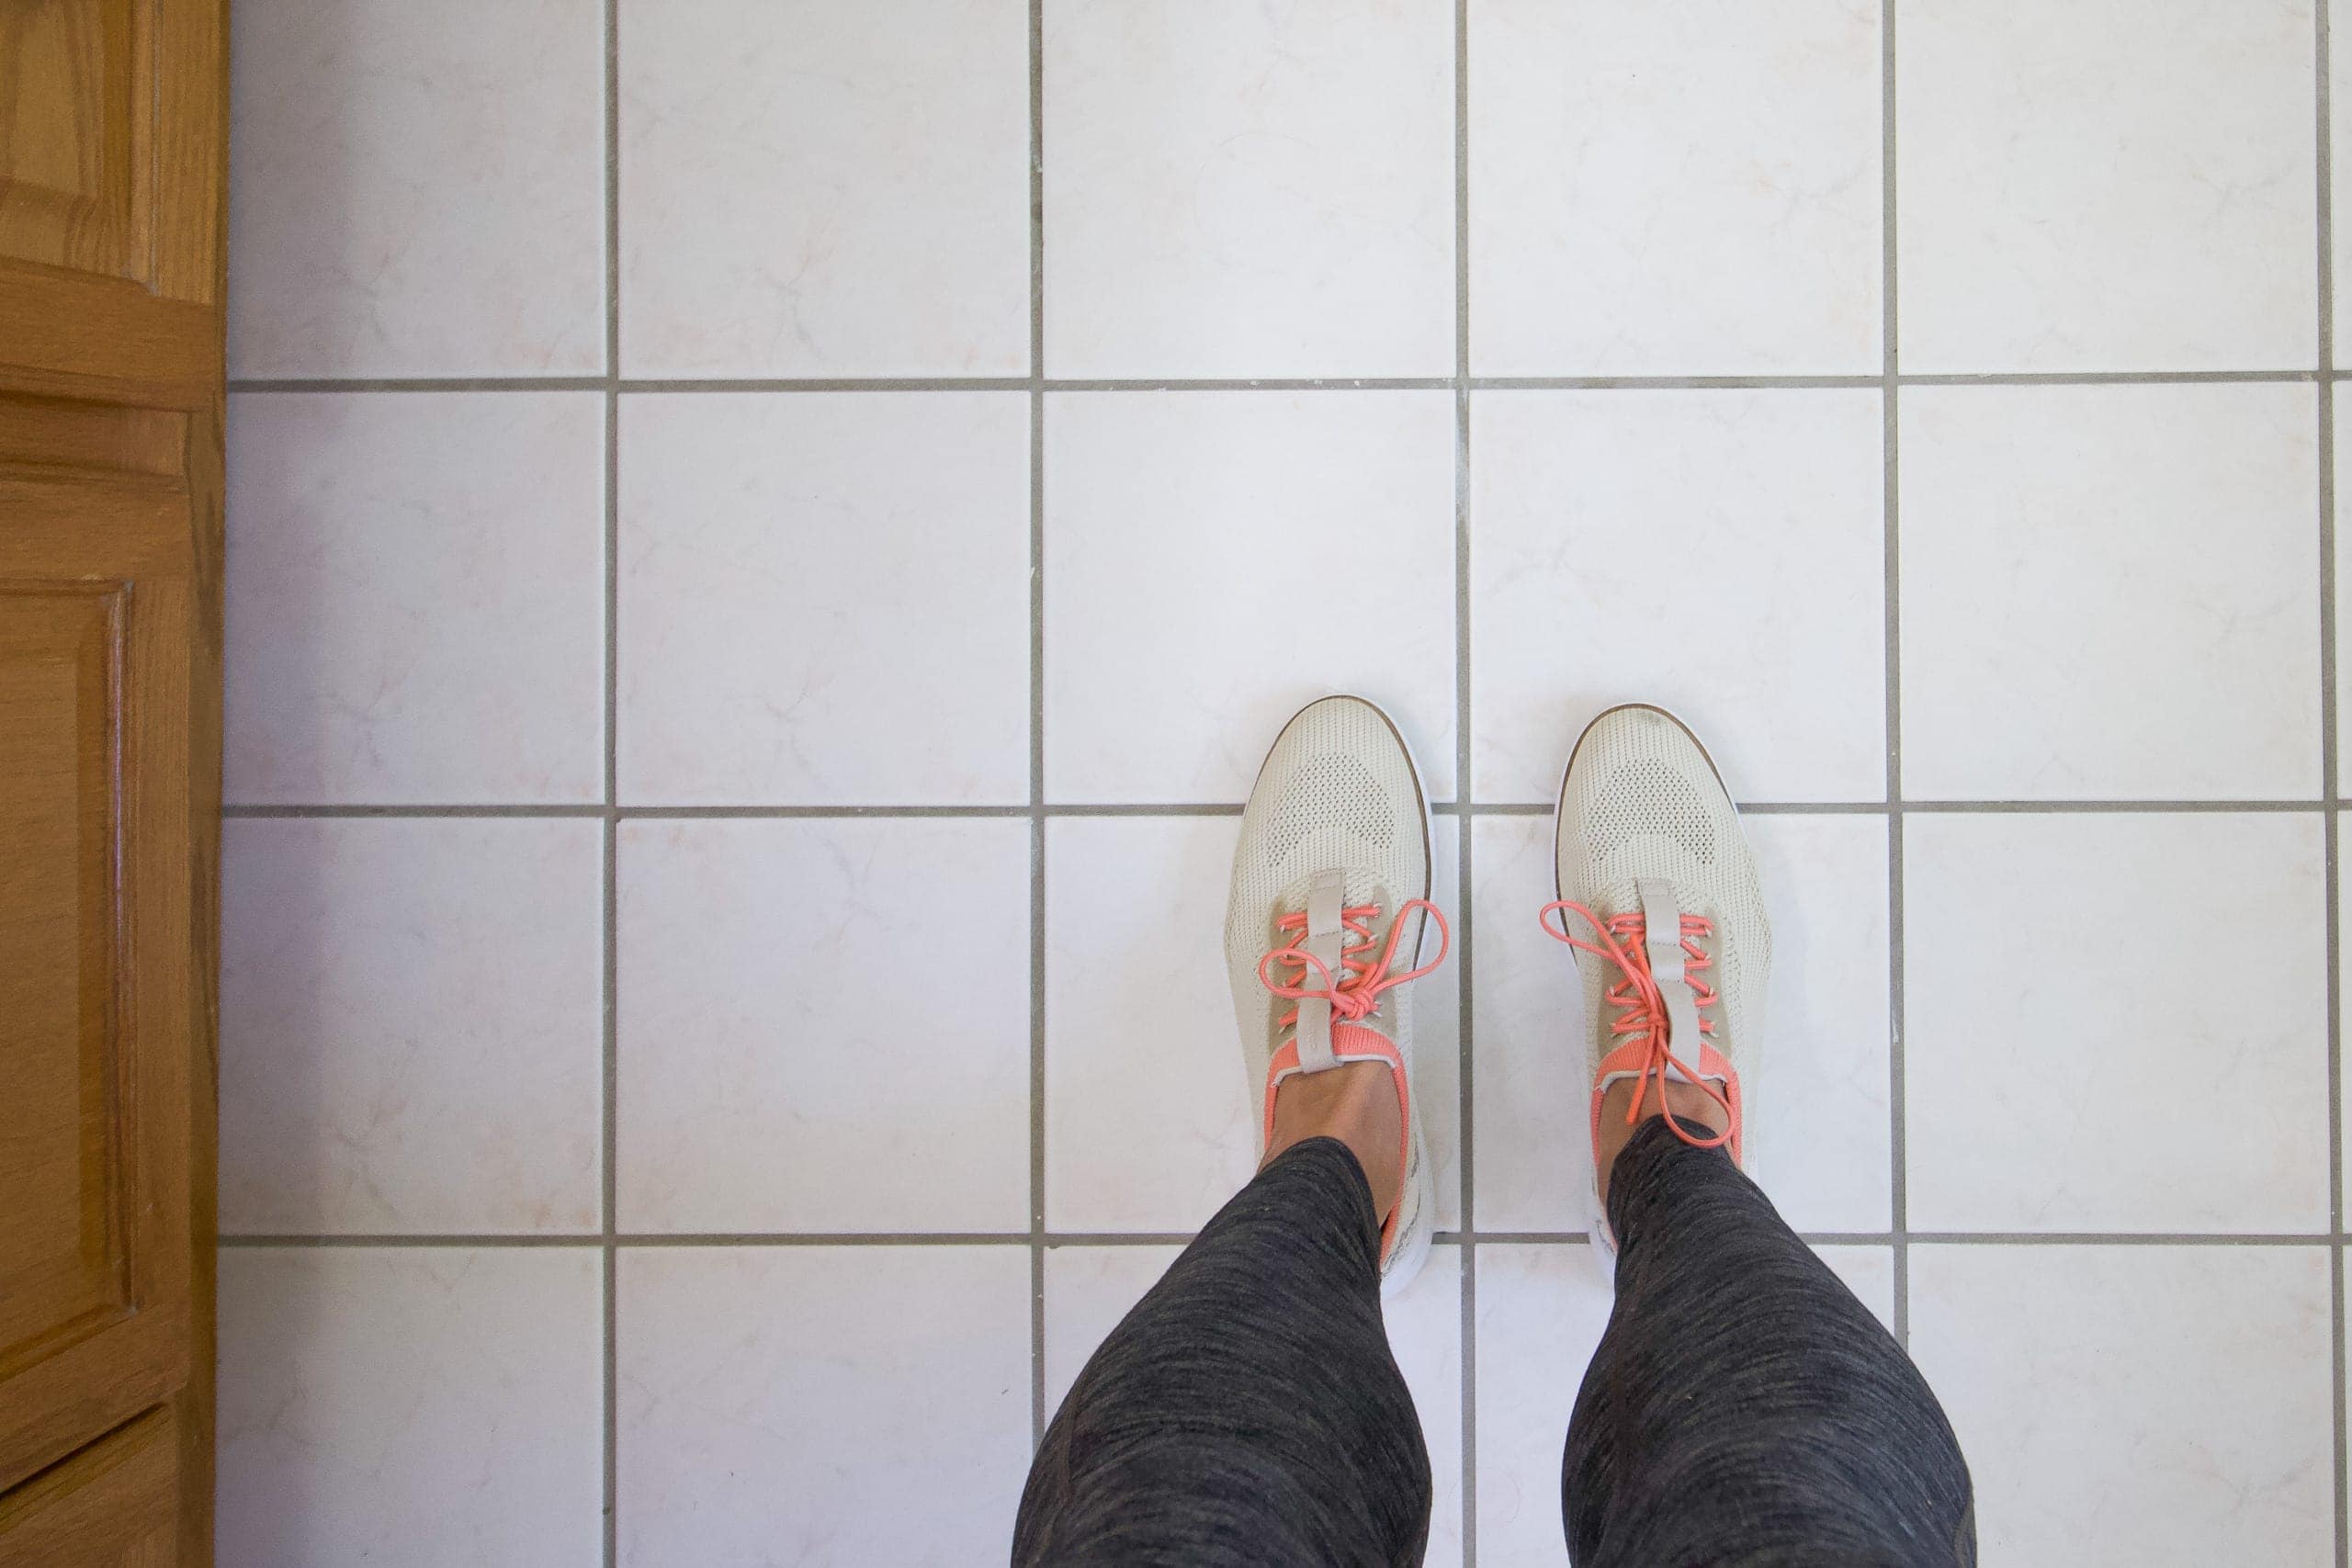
[1907,1232,2346,1247]
[230,377,613,393]
[214,1229,2352,1248]
[1028,0,1049,1453]
[2315,7,2346,1565]
[625,377,1034,392]
[1028,377,1453,390]
[602,1,622,1562]
[1881,0,1909,1349]
[1453,0,1477,1557]
[223,369,2333,396]
[224,803,615,818]
[1895,368,2320,386]
[218,797,2348,822]
[1882,798,2330,814]
[1484,798,2346,816]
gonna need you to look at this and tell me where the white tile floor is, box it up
[217,0,2343,1562]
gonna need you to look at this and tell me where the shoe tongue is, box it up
[1291,869,1351,1071]
[1637,879,1706,1066]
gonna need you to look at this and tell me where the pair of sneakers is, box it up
[1224,696,1770,1295]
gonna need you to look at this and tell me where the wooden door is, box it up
[0,1,225,1563]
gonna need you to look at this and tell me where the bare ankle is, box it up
[1262,1060,1404,1220]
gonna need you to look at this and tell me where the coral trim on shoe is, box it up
[1540,898,1744,1166]
[1258,899,1448,1260]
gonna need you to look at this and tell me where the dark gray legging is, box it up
[1014,1120,1974,1566]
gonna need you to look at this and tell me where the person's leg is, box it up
[1013,1135,1430,1567]
[1547,705,1972,1565]
[1017,697,1451,1566]
[1562,1111,1975,1567]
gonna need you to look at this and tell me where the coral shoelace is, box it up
[1538,900,1736,1150]
[1259,898,1450,1033]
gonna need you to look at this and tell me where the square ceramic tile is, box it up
[1045,392,1457,803]
[1896,0,2316,372]
[227,393,605,806]
[2336,0,2352,363]
[616,393,1029,805]
[1045,818,1253,1232]
[1901,384,2323,801]
[1425,821,1465,1231]
[618,0,1028,376]
[1911,1245,2335,1562]
[218,1247,603,1567]
[1470,390,1886,805]
[1746,816,1893,1233]
[1383,1245,1468,1568]
[1468,816,1593,1235]
[1905,813,2329,1233]
[2338,402,2352,779]
[617,819,1030,1232]
[1042,0,1453,377]
[1041,1246,1186,1410]
[1816,1246,1897,1332]
[1474,1243,1901,1561]
[229,0,605,377]
[1473,809,1892,1235]
[618,1247,1032,1566]
[1042,1245,1466,1567]
[1472,1244,1616,1565]
[1045,816,1460,1233]
[220,820,604,1235]
[1469,0,1881,374]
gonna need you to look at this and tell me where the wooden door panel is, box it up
[0,1408,181,1568]
[0,454,199,1496]
[0,0,220,1558]
[0,0,152,283]
[0,584,130,1368]
[0,0,220,405]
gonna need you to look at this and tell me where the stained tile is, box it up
[218,1247,603,1567]
[1043,0,1453,377]
[617,393,1030,805]
[619,0,1029,375]
[1911,1244,2335,1562]
[1470,0,1882,374]
[1905,813,2329,1233]
[1045,391,1457,803]
[220,819,603,1234]
[617,819,1030,1232]
[1900,384,2322,801]
[229,0,605,377]
[1896,0,2316,372]
[617,1247,1032,1566]
[1470,389,1886,805]
[226,393,605,806]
